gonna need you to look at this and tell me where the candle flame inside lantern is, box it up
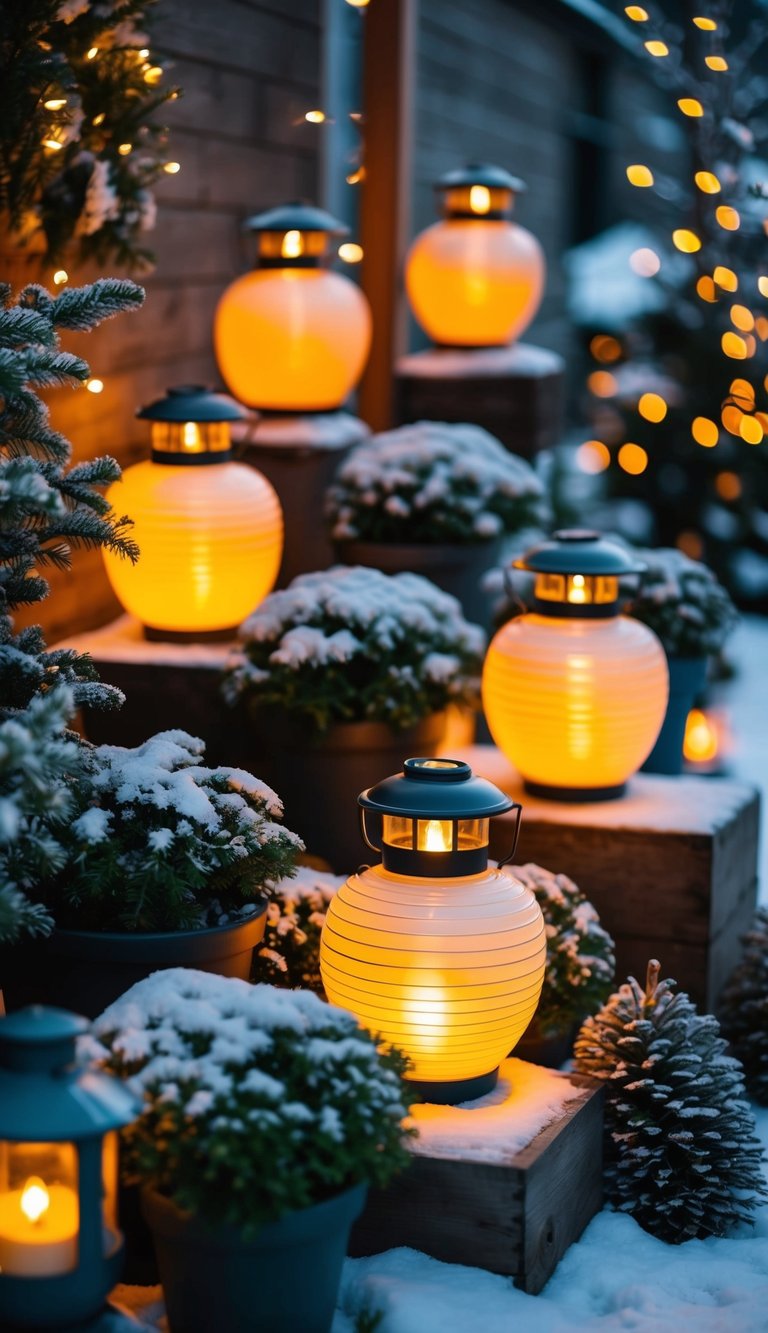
[569,573,587,604]
[21,1178,50,1225]
[182,421,200,450]
[683,709,719,763]
[469,185,492,214]
[281,229,303,259]
[422,819,452,852]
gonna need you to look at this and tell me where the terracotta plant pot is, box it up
[142,1182,367,1333]
[0,906,267,1019]
[642,655,708,777]
[250,711,448,873]
[335,537,503,635]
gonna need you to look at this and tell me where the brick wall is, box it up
[11,0,321,644]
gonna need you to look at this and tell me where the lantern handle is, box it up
[359,808,381,855]
[502,566,528,618]
[496,802,523,869]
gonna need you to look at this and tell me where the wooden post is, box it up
[358,0,417,431]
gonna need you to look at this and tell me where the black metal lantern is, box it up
[242,201,349,269]
[137,384,247,465]
[514,529,647,619]
[434,161,526,221]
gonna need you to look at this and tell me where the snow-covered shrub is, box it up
[254,866,343,993]
[327,421,548,545]
[88,968,413,1232]
[626,547,737,657]
[41,731,303,933]
[512,863,615,1038]
[225,566,485,733]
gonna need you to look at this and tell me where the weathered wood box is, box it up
[455,745,760,1014]
[350,1062,603,1295]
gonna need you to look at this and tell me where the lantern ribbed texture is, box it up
[482,615,669,791]
[214,269,372,411]
[405,219,545,347]
[102,461,283,633]
[320,865,546,1084]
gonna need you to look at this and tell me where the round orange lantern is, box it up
[483,532,669,800]
[102,386,283,639]
[405,163,545,348]
[214,202,372,411]
[320,757,546,1104]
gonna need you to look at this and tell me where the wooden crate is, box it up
[350,1062,603,1294]
[455,745,760,1014]
[394,343,565,457]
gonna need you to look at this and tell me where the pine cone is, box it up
[575,959,767,1243]
[720,908,768,1105]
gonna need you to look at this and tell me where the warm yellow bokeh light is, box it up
[52,269,68,286]
[638,392,667,423]
[588,370,618,398]
[338,242,363,263]
[143,66,163,84]
[618,442,649,474]
[756,317,768,341]
[305,109,326,123]
[759,276,768,298]
[705,55,728,70]
[86,46,98,59]
[714,266,738,291]
[590,334,622,362]
[678,531,703,559]
[44,98,67,110]
[716,205,740,231]
[625,4,648,17]
[576,440,611,473]
[673,229,701,253]
[630,247,661,276]
[645,40,669,56]
[678,98,704,117]
[722,331,747,359]
[740,415,764,444]
[721,404,744,435]
[696,275,717,302]
[715,471,742,501]
[692,416,719,447]
[20,1178,50,1225]
[627,164,654,187]
[469,185,492,214]
[163,161,181,174]
[684,709,719,763]
[118,143,132,156]
[695,171,720,194]
[729,377,755,407]
[693,16,717,29]
[731,304,755,332]
[86,378,104,394]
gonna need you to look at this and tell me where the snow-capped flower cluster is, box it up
[46,731,303,932]
[626,546,738,657]
[511,863,615,1039]
[327,421,548,545]
[254,867,343,993]
[88,968,413,1232]
[225,566,486,732]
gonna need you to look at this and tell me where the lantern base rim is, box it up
[523,778,627,803]
[142,625,237,644]
[406,1067,499,1106]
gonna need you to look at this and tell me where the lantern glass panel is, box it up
[456,817,489,850]
[534,573,619,606]
[150,420,231,456]
[382,814,415,849]
[0,1141,79,1276]
[257,230,329,261]
[444,185,513,215]
[416,819,455,853]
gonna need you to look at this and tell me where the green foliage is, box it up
[327,421,548,545]
[41,730,303,932]
[0,0,180,267]
[626,546,738,657]
[90,969,414,1232]
[575,960,767,1244]
[253,867,342,993]
[719,908,768,1105]
[512,863,615,1039]
[225,565,486,733]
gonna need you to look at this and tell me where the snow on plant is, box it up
[511,864,615,1038]
[225,565,486,732]
[626,546,738,657]
[42,730,303,933]
[254,866,343,993]
[326,421,548,545]
[88,968,413,1232]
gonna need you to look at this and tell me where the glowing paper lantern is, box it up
[483,531,669,800]
[321,757,546,1104]
[405,163,545,348]
[214,202,372,411]
[103,386,283,638]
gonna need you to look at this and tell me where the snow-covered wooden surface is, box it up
[395,343,563,380]
[54,615,236,669]
[231,410,369,451]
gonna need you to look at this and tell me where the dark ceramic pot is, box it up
[642,655,708,777]
[249,711,448,873]
[0,906,267,1019]
[514,1016,576,1069]
[142,1182,367,1333]
[335,537,503,635]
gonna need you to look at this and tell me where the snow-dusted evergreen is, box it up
[512,863,615,1038]
[88,968,412,1232]
[225,565,485,732]
[626,546,738,657]
[575,960,767,1244]
[254,866,343,993]
[327,420,548,545]
[39,730,303,932]
[720,908,768,1106]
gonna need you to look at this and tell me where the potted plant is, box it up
[253,866,343,993]
[2,729,302,1018]
[87,968,412,1333]
[224,565,485,870]
[626,547,738,775]
[512,863,616,1067]
[326,421,548,631]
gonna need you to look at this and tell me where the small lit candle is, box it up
[0,1177,78,1276]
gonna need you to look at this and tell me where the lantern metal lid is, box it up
[434,162,525,220]
[434,162,526,195]
[137,384,247,424]
[138,385,247,466]
[360,757,513,820]
[243,201,350,237]
[514,530,646,619]
[243,201,350,269]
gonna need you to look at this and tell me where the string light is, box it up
[118,143,132,156]
[730,378,755,407]
[590,334,622,362]
[346,166,365,185]
[693,16,717,29]
[672,228,701,253]
[138,47,150,57]
[716,471,742,500]
[627,164,654,187]
[625,4,648,16]
[721,403,744,434]
[645,40,669,56]
[163,161,181,174]
[43,98,67,110]
[722,331,747,359]
[587,370,618,397]
[338,242,363,263]
[92,113,105,127]
[345,0,370,6]
[696,275,717,302]
[692,416,718,447]
[678,98,704,117]
[716,205,740,230]
[695,171,720,193]
[305,109,326,124]
[144,66,163,84]
[638,392,667,422]
[756,317,768,341]
[618,442,648,474]
[53,269,68,286]
[714,265,737,291]
[576,440,611,473]
[42,138,63,152]
[86,378,104,394]
[86,46,98,59]
[705,55,728,71]
[740,416,764,444]
[678,531,703,559]
[730,305,754,332]
[630,247,661,276]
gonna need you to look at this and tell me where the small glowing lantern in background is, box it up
[214,202,372,411]
[0,1007,136,1329]
[405,163,546,348]
[320,758,546,1104]
[102,385,283,639]
[483,531,669,800]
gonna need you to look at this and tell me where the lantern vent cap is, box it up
[137,385,247,423]
[243,201,350,237]
[434,162,526,194]
[359,756,514,820]
[514,529,647,577]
